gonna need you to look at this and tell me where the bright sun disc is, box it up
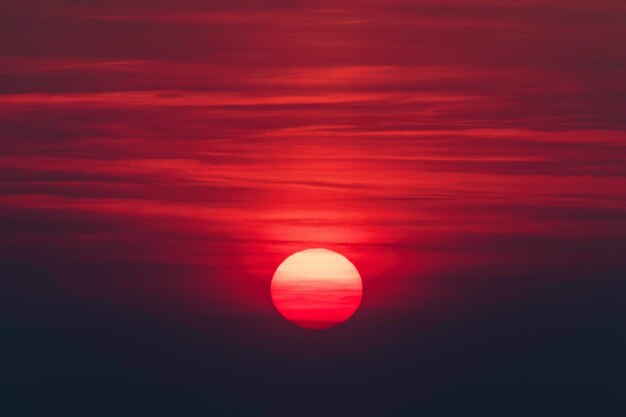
[270,248,363,330]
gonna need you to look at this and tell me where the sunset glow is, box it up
[2,1,625,415]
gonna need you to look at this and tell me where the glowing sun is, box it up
[270,248,363,330]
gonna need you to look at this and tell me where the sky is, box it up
[1,1,626,416]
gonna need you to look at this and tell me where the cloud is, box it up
[1,0,625,295]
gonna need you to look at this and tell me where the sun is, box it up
[270,248,363,330]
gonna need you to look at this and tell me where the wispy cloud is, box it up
[1,0,625,303]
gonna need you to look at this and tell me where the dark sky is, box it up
[1,1,626,416]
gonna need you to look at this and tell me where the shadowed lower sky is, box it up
[1,1,626,416]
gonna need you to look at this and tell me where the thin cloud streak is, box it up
[0,0,625,312]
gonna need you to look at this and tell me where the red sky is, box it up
[1,0,625,319]
[2,2,626,416]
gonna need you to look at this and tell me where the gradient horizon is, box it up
[1,1,625,416]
